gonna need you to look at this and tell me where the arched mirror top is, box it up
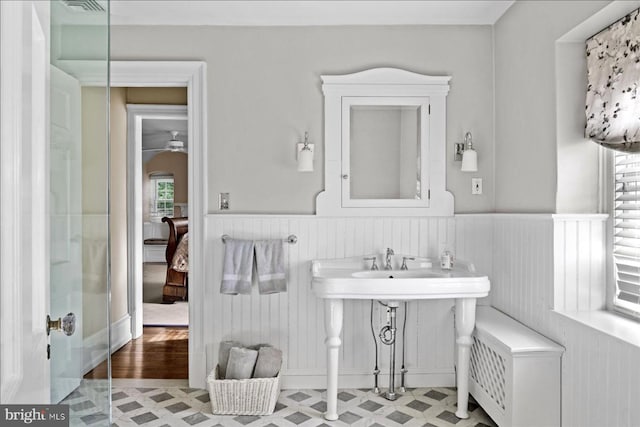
[316,68,454,217]
[321,67,451,90]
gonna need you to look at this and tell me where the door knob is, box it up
[47,313,76,336]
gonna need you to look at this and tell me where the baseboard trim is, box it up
[189,349,207,389]
[82,314,132,375]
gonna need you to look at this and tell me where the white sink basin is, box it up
[311,255,490,300]
[351,270,445,279]
[310,253,491,421]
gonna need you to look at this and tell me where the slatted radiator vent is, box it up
[61,0,106,12]
[469,335,506,410]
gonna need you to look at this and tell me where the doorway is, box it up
[85,94,190,380]
[128,101,189,331]
[109,62,207,386]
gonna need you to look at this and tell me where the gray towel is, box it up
[253,346,282,378]
[220,238,255,295]
[218,340,242,379]
[225,347,258,380]
[254,240,287,294]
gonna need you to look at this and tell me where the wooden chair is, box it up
[161,216,188,303]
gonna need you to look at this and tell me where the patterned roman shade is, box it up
[586,8,640,152]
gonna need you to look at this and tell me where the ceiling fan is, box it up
[142,131,186,153]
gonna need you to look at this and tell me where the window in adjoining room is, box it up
[149,173,174,221]
[613,152,640,317]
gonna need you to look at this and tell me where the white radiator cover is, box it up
[469,335,507,411]
[468,306,564,427]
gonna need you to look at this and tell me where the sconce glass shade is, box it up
[461,148,477,172]
[298,147,313,172]
[297,132,314,172]
[297,131,314,173]
[460,131,477,172]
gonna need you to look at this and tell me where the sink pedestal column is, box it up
[324,299,343,421]
[454,297,477,419]
[321,297,478,421]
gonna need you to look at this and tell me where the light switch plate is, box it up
[472,178,482,195]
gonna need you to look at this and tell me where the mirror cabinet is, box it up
[316,68,454,216]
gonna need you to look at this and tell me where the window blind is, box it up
[614,152,640,313]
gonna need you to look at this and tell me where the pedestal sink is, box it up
[311,254,490,421]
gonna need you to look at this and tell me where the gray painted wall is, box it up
[494,1,609,212]
[555,41,604,213]
[110,25,494,214]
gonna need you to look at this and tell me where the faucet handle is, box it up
[400,257,416,270]
[363,257,379,270]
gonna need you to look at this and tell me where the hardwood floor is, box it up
[85,326,188,379]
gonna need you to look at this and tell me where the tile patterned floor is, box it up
[64,380,497,427]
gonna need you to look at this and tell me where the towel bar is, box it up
[221,234,297,245]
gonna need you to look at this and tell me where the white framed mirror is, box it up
[343,96,428,207]
[316,68,454,216]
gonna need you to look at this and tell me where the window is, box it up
[149,174,174,220]
[613,152,640,317]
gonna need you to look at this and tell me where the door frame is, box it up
[126,104,188,338]
[111,61,208,387]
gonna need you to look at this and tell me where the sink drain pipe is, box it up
[400,301,408,393]
[371,301,409,400]
[369,300,381,393]
[378,301,399,400]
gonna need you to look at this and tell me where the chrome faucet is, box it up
[384,248,394,270]
[363,256,379,270]
[400,257,415,270]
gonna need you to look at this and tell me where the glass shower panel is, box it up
[50,0,111,425]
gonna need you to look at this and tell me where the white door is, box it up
[49,65,83,403]
[0,0,51,404]
[0,1,110,415]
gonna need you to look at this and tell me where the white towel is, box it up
[220,238,255,295]
[254,240,287,294]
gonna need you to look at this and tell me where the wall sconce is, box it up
[454,131,478,172]
[297,132,314,172]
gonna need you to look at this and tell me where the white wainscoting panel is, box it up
[205,215,458,388]
[82,314,131,375]
[454,214,494,307]
[200,213,640,425]
[481,213,640,427]
[553,215,608,312]
[490,215,555,334]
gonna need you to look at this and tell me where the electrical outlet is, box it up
[219,192,230,210]
[471,178,482,195]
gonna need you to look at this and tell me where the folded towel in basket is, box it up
[218,340,242,379]
[254,240,286,294]
[220,238,255,295]
[225,347,258,380]
[253,346,283,378]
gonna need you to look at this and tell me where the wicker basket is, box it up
[207,365,281,415]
